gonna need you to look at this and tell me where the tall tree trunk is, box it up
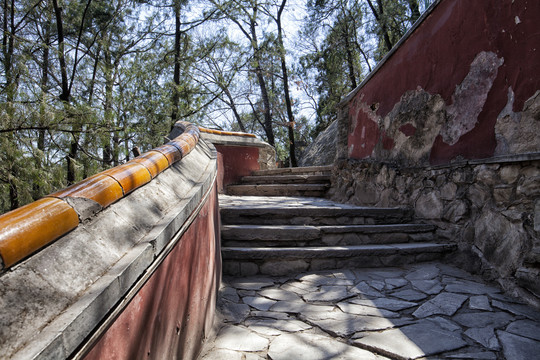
[343,23,358,90]
[223,87,246,132]
[35,5,52,199]
[366,0,393,52]
[408,0,421,24]
[52,0,79,184]
[277,0,297,166]
[249,7,274,146]
[171,0,181,126]
[3,0,18,209]
[103,49,114,169]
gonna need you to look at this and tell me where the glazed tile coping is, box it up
[0,122,256,270]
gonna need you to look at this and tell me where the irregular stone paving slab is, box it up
[405,264,440,280]
[280,281,314,295]
[250,311,294,320]
[349,298,417,311]
[447,350,497,359]
[298,275,355,286]
[245,319,312,333]
[412,292,468,318]
[437,263,477,279]
[208,264,540,360]
[228,277,275,290]
[497,330,540,360]
[267,333,385,360]
[385,278,408,290]
[269,300,334,314]
[219,301,250,324]
[445,280,501,295]
[238,290,256,297]
[426,316,462,332]
[410,279,444,294]
[453,311,515,328]
[357,268,405,279]
[350,282,383,298]
[391,289,428,301]
[331,269,356,279]
[304,312,410,337]
[368,280,386,291]
[259,288,302,301]
[200,348,244,360]
[506,319,540,341]
[303,285,351,302]
[464,327,500,349]
[354,321,467,359]
[492,299,540,320]
[337,302,399,318]
[214,325,268,352]
[243,296,277,311]
[469,295,492,311]
[220,286,240,302]
[490,292,526,304]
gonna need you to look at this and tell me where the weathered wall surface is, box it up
[83,186,220,360]
[342,0,540,165]
[332,0,540,307]
[329,155,540,306]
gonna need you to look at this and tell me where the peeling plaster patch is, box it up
[378,88,446,165]
[399,124,417,137]
[441,51,504,145]
[495,89,540,155]
[350,94,381,158]
[515,16,521,24]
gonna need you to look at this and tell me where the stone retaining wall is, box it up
[329,154,540,307]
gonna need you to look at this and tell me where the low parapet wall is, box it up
[198,130,276,192]
[0,122,222,359]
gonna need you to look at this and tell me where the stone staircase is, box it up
[226,165,332,197]
[220,193,456,277]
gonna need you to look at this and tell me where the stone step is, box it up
[222,243,457,276]
[251,165,333,177]
[221,224,436,247]
[226,184,329,197]
[240,174,331,185]
[221,205,413,225]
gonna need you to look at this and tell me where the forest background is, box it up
[0,0,433,213]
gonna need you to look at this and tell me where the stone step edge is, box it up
[220,206,412,217]
[252,165,333,176]
[221,224,436,240]
[227,184,330,190]
[221,242,456,259]
[240,174,331,184]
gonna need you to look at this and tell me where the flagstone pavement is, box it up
[198,262,540,360]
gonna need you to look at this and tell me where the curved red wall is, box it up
[83,185,220,360]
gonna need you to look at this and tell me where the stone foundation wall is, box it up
[329,154,540,307]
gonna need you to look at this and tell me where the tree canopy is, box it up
[0,0,433,213]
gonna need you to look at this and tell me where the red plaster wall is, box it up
[215,145,260,189]
[347,0,540,164]
[83,185,221,360]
